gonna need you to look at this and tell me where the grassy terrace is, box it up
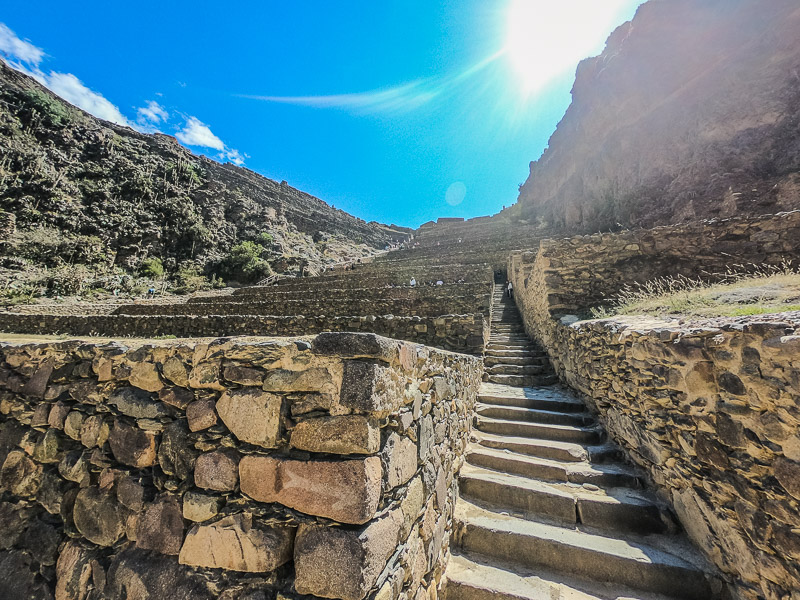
[594,271,800,318]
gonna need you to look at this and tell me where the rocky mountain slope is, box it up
[514,0,800,231]
[0,61,406,297]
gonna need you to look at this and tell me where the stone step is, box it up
[477,416,603,444]
[445,553,688,600]
[477,384,583,411]
[453,501,714,600]
[484,349,541,358]
[476,404,594,427]
[459,465,669,535]
[467,446,641,488]
[483,355,548,367]
[484,364,548,377]
[477,433,624,464]
[486,374,558,387]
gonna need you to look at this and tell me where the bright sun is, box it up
[505,0,637,95]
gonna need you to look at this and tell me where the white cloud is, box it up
[137,100,168,126]
[45,71,131,126]
[0,22,247,166]
[175,116,225,150]
[175,117,246,166]
[0,23,44,65]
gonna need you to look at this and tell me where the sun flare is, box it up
[505,0,637,95]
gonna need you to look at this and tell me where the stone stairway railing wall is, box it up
[0,332,482,600]
[508,210,800,600]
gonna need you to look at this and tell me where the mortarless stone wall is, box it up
[0,332,482,600]
[0,313,489,356]
[508,213,800,600]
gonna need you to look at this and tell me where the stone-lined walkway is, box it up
[446,285,718,600]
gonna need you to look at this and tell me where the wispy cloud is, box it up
[0,23,44,65]
[0,22,246,165]
[240,51,504,116]
[137,100,169,127]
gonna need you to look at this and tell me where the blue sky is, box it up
[0,1,644,227]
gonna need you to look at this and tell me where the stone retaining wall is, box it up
[0,332,482,600]
[508,212,800,600]
[112,295,491,319]
[519,210,800,314]
[0,313,489,355]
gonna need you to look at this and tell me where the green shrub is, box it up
[221,241,272,283]
[23,89,72,127]
[173,264,211,294]
[140,257,164,278]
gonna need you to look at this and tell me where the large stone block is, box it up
[179,513,294,572]
[73,487,127,547]
[290,416,379,455]
[239,455,381,524]
[340,362,404,417]
[383,432,418,489]
[294,508,403,600]
[135,493,184,555]
[195,451,239,492]
[216,388,281,447]
[108,421,158,468]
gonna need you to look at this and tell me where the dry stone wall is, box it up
[0,313,489,355]
[526,211,800,315]
[0,332,482,600]
[508,212,800,600]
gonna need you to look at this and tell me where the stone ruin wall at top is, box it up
[0,332,482,600]
[509,211,800,600]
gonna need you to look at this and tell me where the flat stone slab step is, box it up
[477,416,603,444]
[487,374,559,387]
[478,383,584,411]
[483,355,548,367]
[459,465,669,535]
[445,553,687,600]
[476,433,624,464]
[454,501,714,600]
[484,364,548,376]
[476,404,594,427]
[467,445,642,489]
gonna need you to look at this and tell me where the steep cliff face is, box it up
[516,0,800,231]
[0,61,403,288]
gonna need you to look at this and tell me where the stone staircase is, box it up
[446,286,718,600]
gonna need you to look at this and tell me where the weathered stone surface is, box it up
[189,362,225,390]
[158,386,193,409]
[109,387,167,419]
[290,416,379,455]
[64,411,84,440]
[340,362,403,416]
[294,509,403,600]
[186,398,218,432]
[21,358,54,399]
[20,518,60,566]
[33,428,61,463]
[80,415,110,448]
[183,491,222,522]
[136,493,184,555]
[116,476,145,511]
[0,450,42,497]
[0,549,54,600]
[55,541,95,600]
[262,368,336,395]
[179,513,295,572]
[774,458,800,501]
[129,362,164,392]
[48,401,71,429]
[162,356,190,387]
[108,420,158,468]
[383,432,418,489]
[223,365,263,386]
[216,388,281,447]
[195,450,239,492]
[59,451,90,486]
[105,548,214,600]
[158,421,197,480]
[73,487,126,546]
[240,455,381,524]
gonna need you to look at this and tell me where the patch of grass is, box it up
[593,262,800,318]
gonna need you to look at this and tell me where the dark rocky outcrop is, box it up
[514,0,800,230]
